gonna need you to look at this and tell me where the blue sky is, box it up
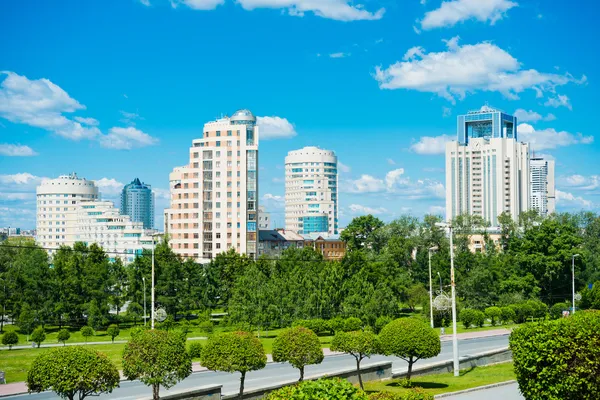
[1,0,598,230]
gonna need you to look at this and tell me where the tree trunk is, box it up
[153,383,160,400]
[356,357,364,390]
[239,371,246,400]
[407,357,414,381]
[299,366,304,382]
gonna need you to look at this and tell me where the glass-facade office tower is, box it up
[446,107,530,227]
[166,109,259,261]
[121,178,154,229]
[530,157,555,217]
[285,146,338,236]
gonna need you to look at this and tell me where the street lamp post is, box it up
[572,254,580,315]
[151,236,156,330]
[142,277,146,326]
[436,222,459,377]
[437,272,442,293]
[428,246,439,329]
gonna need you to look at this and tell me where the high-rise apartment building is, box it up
[36,173,99,252]
[121,178,155,229]
[530,157,556,217]
[446,107,530,227]
[166,109,259,261]
[285,146,338,236]
[258,206,271,230]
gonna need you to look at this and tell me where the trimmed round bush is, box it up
[368,388,434,400]
[527,300,548,320]
[485,307,502,326]
[510,310,600,400]
[500,306,516,325]
[510,303,534,324]
[343,317,363,332]
[326,317,345,334]
[472,310,486,327]
[57,329,70,346]
[265,378,368,400]
[272,326,324,382]
[374,316,393,333]
[459,308,476,329]
[549,302,570,320]
[2,330,19,349]
[31,327,46,348]
[188,341,203,359]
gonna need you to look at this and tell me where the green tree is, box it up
[500,306,516,325]
[2,330,18,349]
[341,215,385,251]
[330,329,379,389]
[549,302,570,320]
[201,331,267,400]
[122,329,192,400]
[57,329,70,346]
[265,378,369,400]
[107,324,120,343]
[459,308,476,329]
[378,318,441,380]
[80,326,94,343]
[18,303,36,339]
[406,284,429,312]
[127,302,143,326]
[374,316,392,334]
[31,327,46,348]
[188,341,203,358]
[272,326,324,382]
[485,307,502,326]
[510,311,600,400]
[27,346,120,400]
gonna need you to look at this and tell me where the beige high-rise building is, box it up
[530,157,556,217]
[166,110,259,262]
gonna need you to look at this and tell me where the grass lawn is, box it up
[364,362,515,396]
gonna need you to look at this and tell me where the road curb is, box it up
[434,380,518,398]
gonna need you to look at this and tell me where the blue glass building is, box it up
[457,105,517,145]
[120,178,154,229]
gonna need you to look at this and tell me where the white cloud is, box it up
[428,205,446,214]
[387,158,396,165]
[343,175,386,193]
[421,0,517,30]
[153,188,172,200]
[257,116,297,140]
[0,144,37,157]
[139,0,151,5]
[374,37,584,103]
[329,52,351,58]
[545,94,572,110]
[556,190,592,209]
[385,168,407,190]
[170,0,225,10]
[94,178,124,197]
[0,192,33,201]
[514,109,557,123]
[74,116,100,126]
[0,173,45,187]
[0,71,101,140]
[236,0,385,21]
[410,134,454,155]
[558,175,600,191]
[99,127,159,150]
[338,161,351,173]
[518,123,593,151]
[442,106,452,117]
[349,204,388,215]
[342,169,445,200]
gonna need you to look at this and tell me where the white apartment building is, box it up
[258,206,271,230]
[76,200,155,263]
[285,146,338,236]
[166,109,259,262]
[446,108,530,227]
[36,173,99,252]
[530,157,556,217]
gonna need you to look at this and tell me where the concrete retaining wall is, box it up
[393,347,512,379]
[222,361,393,400]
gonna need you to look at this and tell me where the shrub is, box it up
[2,330,18,349]
[485,307,502,326]
[31,327,46,348]
[500,306,516,325]
[266,378,369,400]
[123,329,192,400]
[57,329,70,346]
[459,308,476,329]
[80,326,94,342]
[106,324,120,343]
[331,329,379,389]
[374,316,393,333]
[27,346,119,400]
[159,315,175,332]
[201,331,266,400]
[510,310,600,400]
[343,317,363,332]
[188,341,203,359]
[292,319,327,335]
[527,299,548,320]
[368,388,434,400]
[326,317,345,334]
[179,320,191,336]
[198,321,213,334]
[549,302,570,320]
[378,318,441,380]
[272,326,324,382]
[473,310,486,327]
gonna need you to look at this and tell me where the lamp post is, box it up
[435,222,459,377]
[428,246,439,329]
[437,272,442,293]
[151,235,156,330]
[142,277,146,326]
[572,254,580,315]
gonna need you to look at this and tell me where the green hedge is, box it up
[265,378,369,399]
[510,310,600,400]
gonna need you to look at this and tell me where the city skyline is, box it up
[1,0,599,230]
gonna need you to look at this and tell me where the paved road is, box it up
[2,335,508,399]
[444,382,523,400]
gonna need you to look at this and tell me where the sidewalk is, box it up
[440,328,511,342]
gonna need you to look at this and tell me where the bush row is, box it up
[459,300,566,328]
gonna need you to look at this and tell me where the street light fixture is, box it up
[435,221,459,377]
[428,246,439,329]
[572,254,580,315]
